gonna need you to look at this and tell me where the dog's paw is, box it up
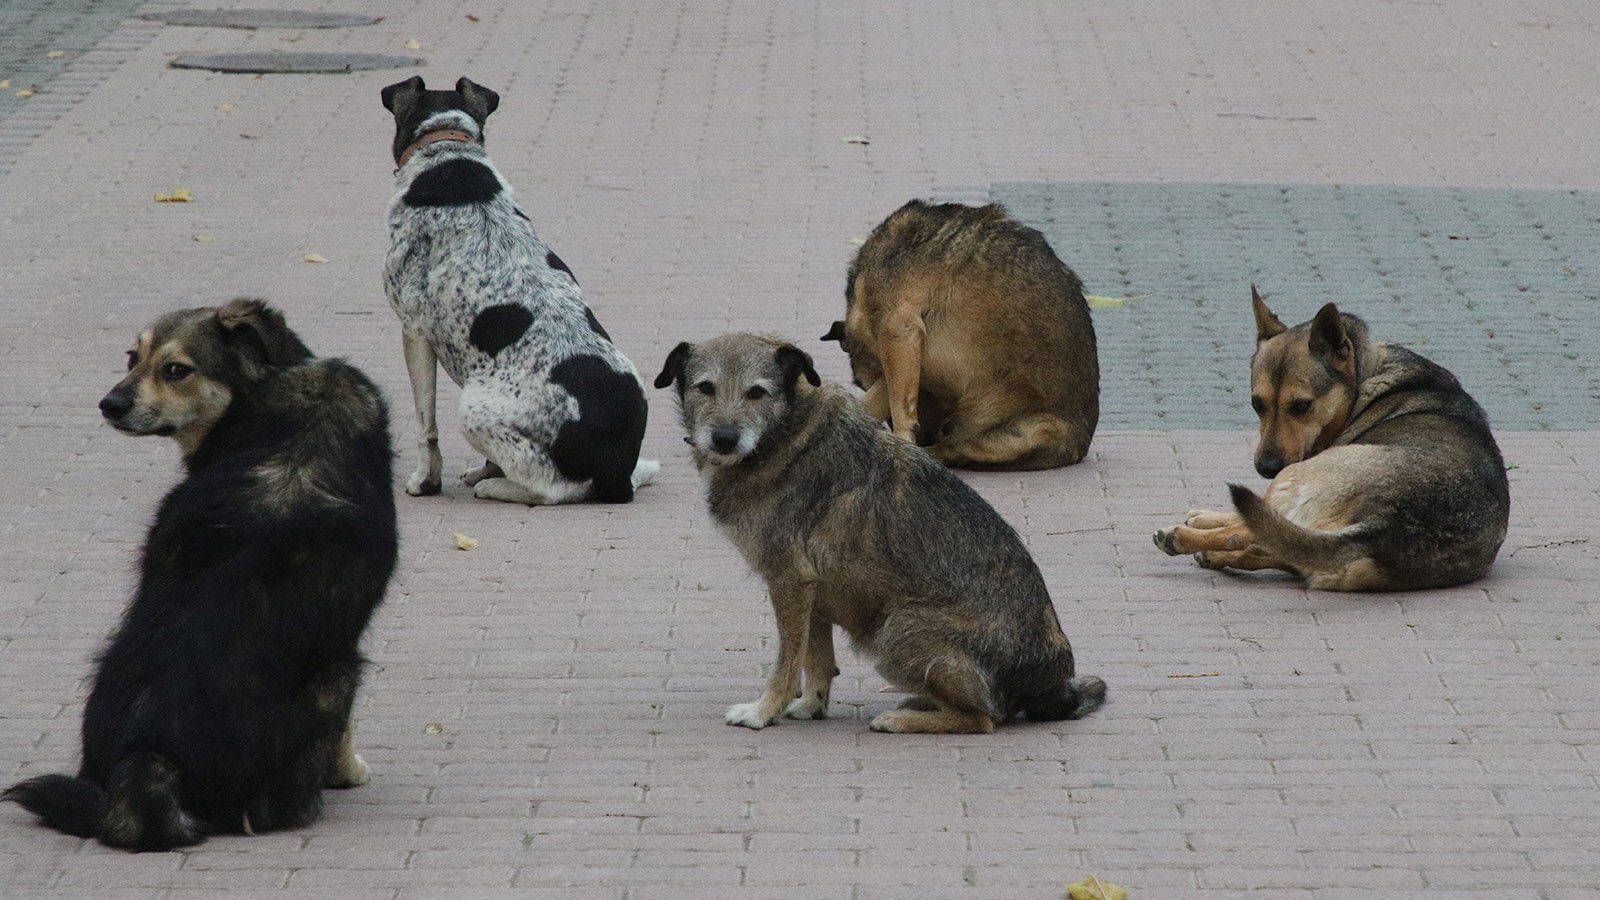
[327,752,371,788]
[1195,551,1224,570]
[406,471,442,496]
[473,477,540,504]
[725,701,778,730]
[631,458,661,489]
[783,693,828,720]
[1153,527,1181,556]
[868,710,911,733]
[460,460,503,487]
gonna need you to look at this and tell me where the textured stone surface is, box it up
[1,1,1598,897]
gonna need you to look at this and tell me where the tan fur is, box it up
[1155,288,1511,591]
[829,201,1099,470]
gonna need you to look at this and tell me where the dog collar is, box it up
[394,129,478,172]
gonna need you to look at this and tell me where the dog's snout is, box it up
[100,389,134,421]
[1254,453,1284,479]
[710,427,740,454]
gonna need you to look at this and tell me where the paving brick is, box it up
[3,1,1599,897]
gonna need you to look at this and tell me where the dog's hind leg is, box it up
[784,608,836,721]
[401,331,444,496]
[932,412,1087,470]
[868,613,999,734]
[459,384,593,505]
[1196,545,1294,573]
[460,459,504,487]
[876,307,927,442]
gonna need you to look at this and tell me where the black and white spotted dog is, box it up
[381,75,658,505]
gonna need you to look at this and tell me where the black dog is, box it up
[3,299,397,850]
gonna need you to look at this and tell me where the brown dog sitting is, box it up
[822,200,1099,470]
[1153,287,1511,591]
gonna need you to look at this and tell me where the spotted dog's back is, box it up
[380,76,654,504]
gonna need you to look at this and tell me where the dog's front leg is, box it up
[726,578,813,730]
[784,607,836,720]
[877,309,925,442]
[401,331,443,496]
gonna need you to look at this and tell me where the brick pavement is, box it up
[2,2,1598,898]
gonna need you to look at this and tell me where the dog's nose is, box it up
[710,427,740,454]
[1255,454,1283,479]
[99,389,133,421]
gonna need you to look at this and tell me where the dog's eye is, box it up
[745,386,768,401]
[161,362,193,382]
[1287,399,1313,416]
[1250,396,1265,415]
[126,351,139,371]
[695,381,716,396]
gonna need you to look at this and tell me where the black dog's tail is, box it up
[1024,674,1108,721]
[4,753,201,851]
[3,774,106,838]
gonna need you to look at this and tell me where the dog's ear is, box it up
[775,344,821,388]
[456,77,500,120]
[1252,284,1286,341]
[381,75,426,115]
[1307,302,1352,363]
[820,320,846,343]
[653,342,692,389]
[217,298,314,377]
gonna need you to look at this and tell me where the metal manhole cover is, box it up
[170,52,422,74]
[142,9,382,29]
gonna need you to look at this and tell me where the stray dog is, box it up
[2,299,396,850]
[821,200,1099,469]
[381,75,658,504]
[1154,288,1510,591]
[655,333,1106,733]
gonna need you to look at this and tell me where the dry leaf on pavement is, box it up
[154,189,192,202]
[303,253,328,264]
[452,532,480,551]
[1066,875,1128,900]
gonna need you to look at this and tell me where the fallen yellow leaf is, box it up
[1066,875,1129,900]
[303,253,328,264]
[840,134,870,144]
[405,39,422,50]
[452,532,480,551]
[848,237,866,245]
[218,102,234,111]
[153,189,192,202]
[0,80,10,90]
[15,88,33,99]
[193,234,215,243]
[46,50,65,59]
[423,722,443,734]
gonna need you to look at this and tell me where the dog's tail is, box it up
[1024,674,1107,721]
[3,774,106,839]
[3,753,201,851]
[1228,483,1367,571]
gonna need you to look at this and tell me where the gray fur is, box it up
[658,334,1105,734]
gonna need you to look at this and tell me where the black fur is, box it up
[468,303,534,357]
[382,75,499,163]
[4,326,397,850]
[547,354,649,502]
[402,157,502,207]
[583,307,610,340]
[546,250,577,284]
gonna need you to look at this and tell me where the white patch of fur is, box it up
[725,701,775,729]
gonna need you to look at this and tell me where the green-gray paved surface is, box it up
[997,181,1600,431]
